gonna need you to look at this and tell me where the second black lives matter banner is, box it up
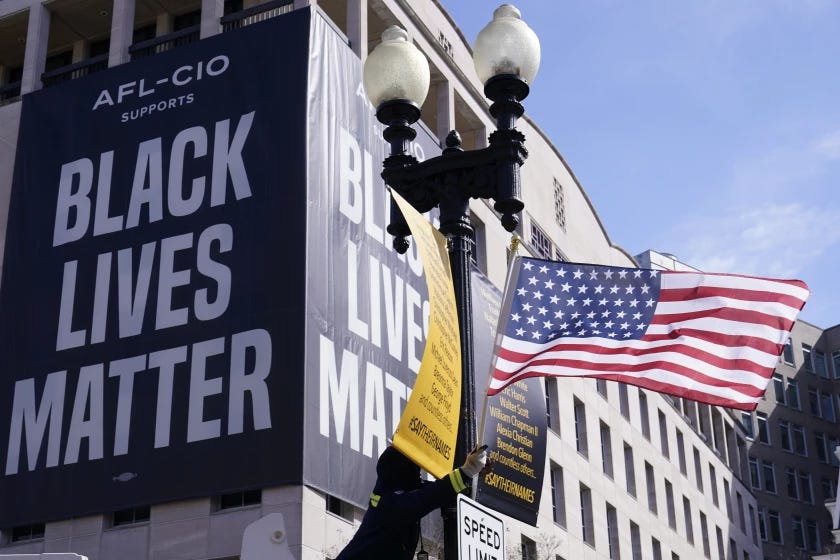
[471,268,546,526]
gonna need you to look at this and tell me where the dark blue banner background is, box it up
[0,10,311,525]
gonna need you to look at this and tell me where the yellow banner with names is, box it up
[390,190,461,479]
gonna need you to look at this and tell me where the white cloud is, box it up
[674,202,840,278]
[814,128,840,160]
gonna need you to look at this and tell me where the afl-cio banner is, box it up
[0,10,312,526]
[390,190,460,479]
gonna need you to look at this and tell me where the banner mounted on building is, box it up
[302,14,443,507]
[0,9,312,526]
[471,268,546,526]
[390,190,461,479]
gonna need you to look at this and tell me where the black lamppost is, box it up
[363,5,540,559]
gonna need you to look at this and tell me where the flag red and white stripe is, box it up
[488,258,809,410]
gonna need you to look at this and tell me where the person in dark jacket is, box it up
[335,445,487,560]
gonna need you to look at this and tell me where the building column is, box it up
[347,0,367,59]
[20,3,50,94]
[200,0,224,39]
[436,80,454,147]
[108,0,135,67]
[156,13,173,36]
[72,40,88,63]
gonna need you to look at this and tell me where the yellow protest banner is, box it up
[390,190,461,479]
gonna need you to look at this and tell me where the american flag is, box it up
[488,257,809,410]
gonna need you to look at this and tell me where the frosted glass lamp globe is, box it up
[363,26,431,109]
[473,4,541,85]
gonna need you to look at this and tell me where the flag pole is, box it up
[472,235,521,499]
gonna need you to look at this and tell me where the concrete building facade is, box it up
[0,2,783,560]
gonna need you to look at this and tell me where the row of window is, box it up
[757,508,822,552]
[572,382,745,502]
[782,340,840,379]
[549,464,755,559]
[2,489,261,543]
[744,411,840,463]
[768,373,839,421]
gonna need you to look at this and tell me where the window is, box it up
[683,497,694,544]
[709,464,719,507]
[630,521,641,560]
[779,420,792,451]
[761,461,776,493]
[658,411,669,459]
[645,462,657,513]
[806,519,819,552]
[773,374,785,403]
[822,477,837,501]
[173,9,201,31]
[624,443,637,497]
[45,50,73,72]
[326,495,354,522]
[639,392,650,439]
[785,467,799,500]
[665,480,676,529]
[749,504,758,545]
[606,504,620,559]
[217,489,261,510]
[810,387,822,416]
[596,378,607,397]
[716,526,725,559]
[550,464,566,527]
[601,422,614,478]
[553,177,566,231]
[798,471,813,503]
[792,424,807,456]
[693,511,708,557]
[782,339,794,364]
[817,432,829,462]
[546,378,560,433]
[112,505,150,526]
[740,412,754,439]
[832,350,840,378]
[619,384,630,419]
[830,437,839,466]
[802,343,814,372]
[748,457,760,488]
[133,23,156,44]
[89,38,110,57]
[756,412,770,444]
[729,539,737,560]
[693,448,703,491]
[736,492,745,531]
[768,510,783,544]
[723,480,732,517]
[529,219,555,260]
[10,523,45,542]
[580,484,595,546]
[521,535,537,560]
[786,379,800,408]
[652,537,662,560]
[815,349,828,377]
[676,430,686,475]
[792,515,805,549]
[757,509,768,541]
[822,392,836,422]
[470,215,487,272]
[574,398,588,457]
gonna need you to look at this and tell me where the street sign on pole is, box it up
[457,494,505,560]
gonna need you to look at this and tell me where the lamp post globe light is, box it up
[363,4,540,558]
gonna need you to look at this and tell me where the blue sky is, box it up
[440,1,840,329]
